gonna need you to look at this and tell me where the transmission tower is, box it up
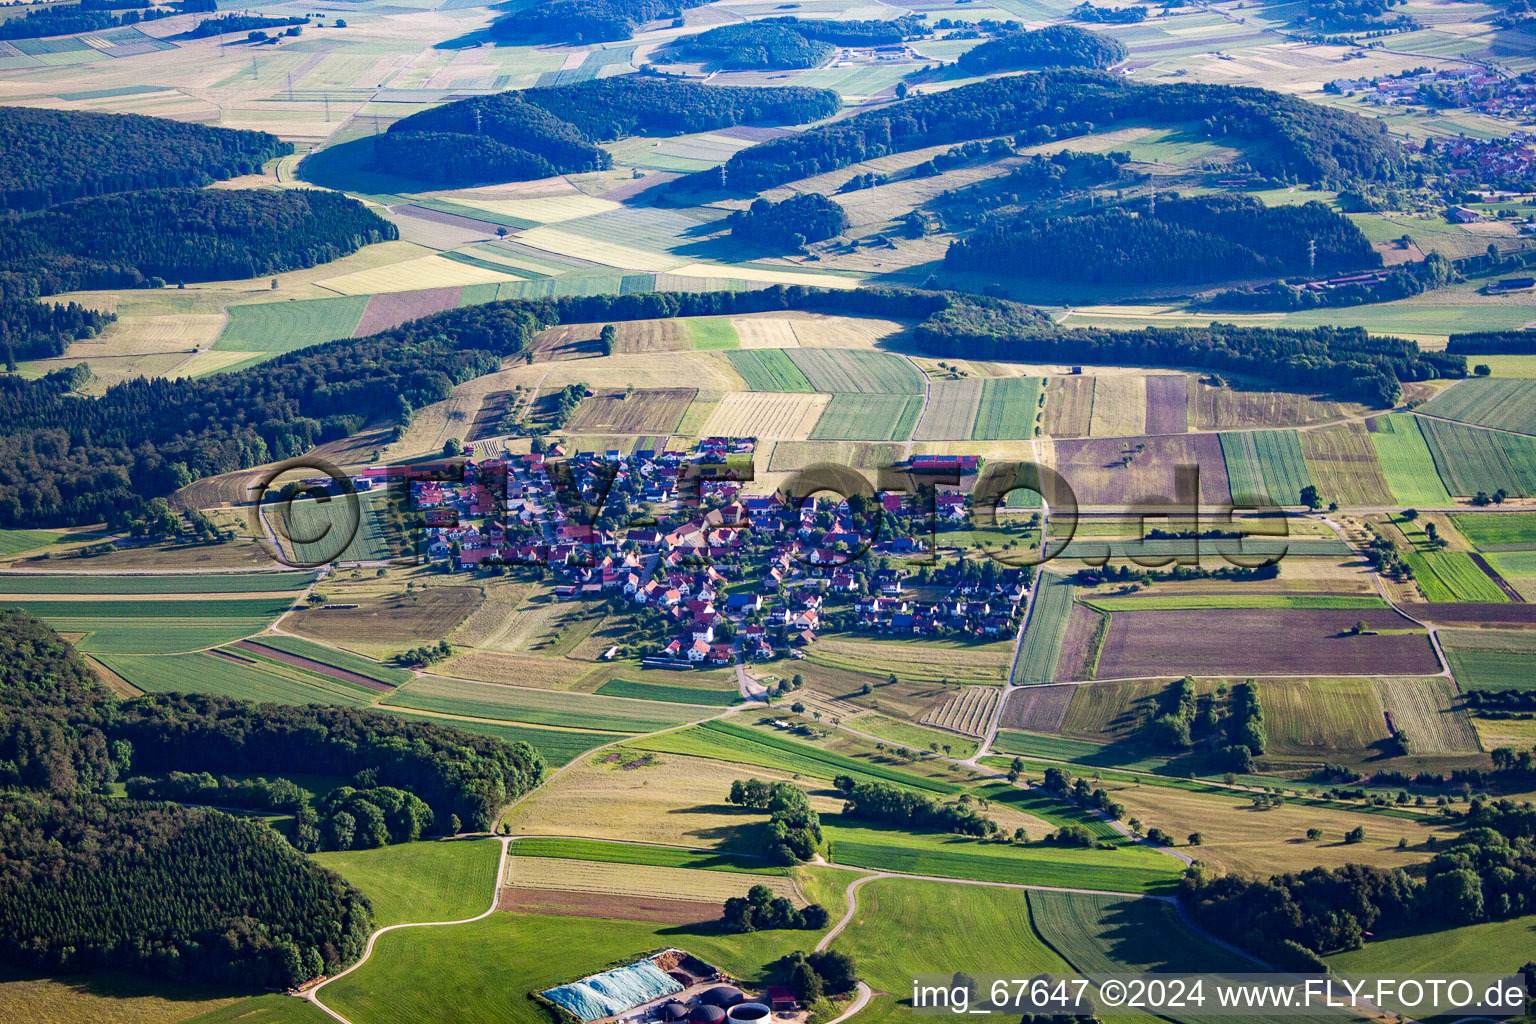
[1308,237,1317,273]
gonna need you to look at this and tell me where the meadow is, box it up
[806,635,1013,686]
[0,529,65,559]
[686,317,739,350]
[214,296,369,356]
[509,837,784,874]
[381,675,713,733]
[380,709,625,767]
[7,597,294,654]
[593,677,741,706]
[244,633,414,686]
[626,719,963,795]
[821,819,1179,894]
[507,855,798,904]
[1328,915,1536,975]
[311,838,502,928]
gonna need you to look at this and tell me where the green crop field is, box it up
[725,349,814,392]
[1299,423,1394,506]
[381,709,624,766]
[510,837,785,874]
[973,377,1043,440]
[914,378,982,441]
[245,634,414,685]
[785,349,924,394]
[1014,573,1075,684]
[312,838,502,928]
[6,597,293,653]
[1447,512,1536,547]
[1328,914,1536,975]
[627,719,961,794]
[278,495,395,564]
[1083,594,1387,611]
[1369,414,1454,506]
[183,994,331,1024]
[991,729,1177,773]
[99,651,377,705]
[594,678,740,705]
[1220,430,1312,506]
[810,393,924,440]
[686,318,739,350]
[1402,550,1509,603]
[822,819,1179,894]
[0,529,67,557]
[1442,632,1536,690]
[1028,890,1256,975]
[1418,417,1536,497]
[215,296,370,354]
[382,675,712,733]
[827,877,1072,1024]
[1488,550,1536,577]
[0,573,315,595]
[1421,378,1536,436]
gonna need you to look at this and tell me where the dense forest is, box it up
[688,70,1404,193]
[1302,0,1419,33]
[1446,330,1536,355]
[491,0,711,44]
[0,793,373,989]
[375,77,838,186]
[520,76,840,141]
[183,14,308,38]
[0,188,396,298]
[1,297,114,362]
[0,0,171,40]
[790,15,927,45]
[1182,804,1536,972]
[0,106,290,212]
[1209,251,1456,310]
[915,296,1463,405]
[660,21,835,69]
[1071,2,1148,23]
[929,150,1130,227]
[729,193,849,249]
[946,194,1379,285]
[956,25,1127,74]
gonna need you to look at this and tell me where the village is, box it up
[395,441,1029,670]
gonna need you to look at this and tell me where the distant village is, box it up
[369,442,1029,669]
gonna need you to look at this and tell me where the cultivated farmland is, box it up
[1094,608,1439,677]
[351,286,462,338]
[98,650,376,706]
[507,855,800,904]
[700,391,828,440]
[1421,378,1536,436]
[1086,374,1146,437]
[1369,414,1454,506]
[1042,376,1094,437]
[972,377,1043,440]
[1046,434,1232,507]
[564,387,696,434]
[997,684,1076,733]
[686,317,739,350]
[1448,512,1536,547]
[918,686,1001,736]
[1144,373,1190,434]
[1258,678,1394,755]
[725,348,814,392]
[1220,430,1312,507]
[913,378,983,441]
[1418,417,1536,497]
[1402,550,1509,603]
[215,295,368,356]
[1192,383,1355,429]
[808,635,1013,686]
[1441,629,1536,690]
[785,349,923,394]
[1374,676,1480,754]
[382,675,712,733]
[383,709,623,767]
[0,572,313,595]
[287,587,480,648]
[1028,890,1258,979]
[594,677,740,706]
[809,393,924,440]
[1014,573,1075,684]
[1299,423,1394,506]
[7,597,293,654]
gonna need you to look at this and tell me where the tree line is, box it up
[376,76,839,187]
[835,777,1002,838]
[956,25,1126,74]
[729,193,849,250]
[0,188,396,299]
[0,105,290,213]
[686,69,1405,194]
[1,297,113,362]
[946,193,1380,285]
[1071,2,1148,22]
[914,296,1462,406]
[1208,251,1456,311]
[728,778,823,864]
[492,0,711,43]
[1447,331,1536,355]
[0,0,172,40]
[1182,802,1536,973]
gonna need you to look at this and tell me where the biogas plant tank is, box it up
[726,1003,770,1023]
